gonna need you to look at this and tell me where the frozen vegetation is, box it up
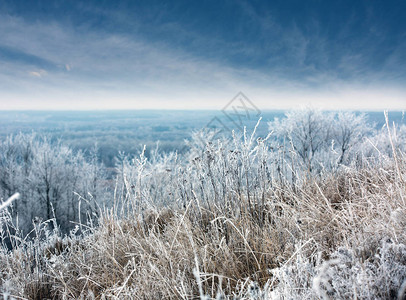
[1,109,406,299]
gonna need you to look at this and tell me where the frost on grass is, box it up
[0,110,406,299]
[271,240,406,300]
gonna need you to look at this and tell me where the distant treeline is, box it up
[0,110,403,168]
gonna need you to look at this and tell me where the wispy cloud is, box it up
[0,1,405,110]
[29,69,47,78]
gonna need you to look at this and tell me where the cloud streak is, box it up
[29,70,47,78]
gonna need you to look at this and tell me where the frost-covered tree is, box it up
[268,109,373,171]
[268,109,332,172]
[331,112,371,164]
[0,133,107,235]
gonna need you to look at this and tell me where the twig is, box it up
[0,193,20,212]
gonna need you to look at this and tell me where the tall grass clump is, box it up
[1,110,406,299]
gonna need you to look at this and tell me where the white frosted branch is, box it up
[0,193,20,212]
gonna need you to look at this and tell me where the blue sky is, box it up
[0,0,405,110]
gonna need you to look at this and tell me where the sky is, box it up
[0,0,405,110]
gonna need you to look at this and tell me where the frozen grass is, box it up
[1,117,406,299]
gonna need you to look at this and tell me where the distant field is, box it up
[0,110,404,167]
